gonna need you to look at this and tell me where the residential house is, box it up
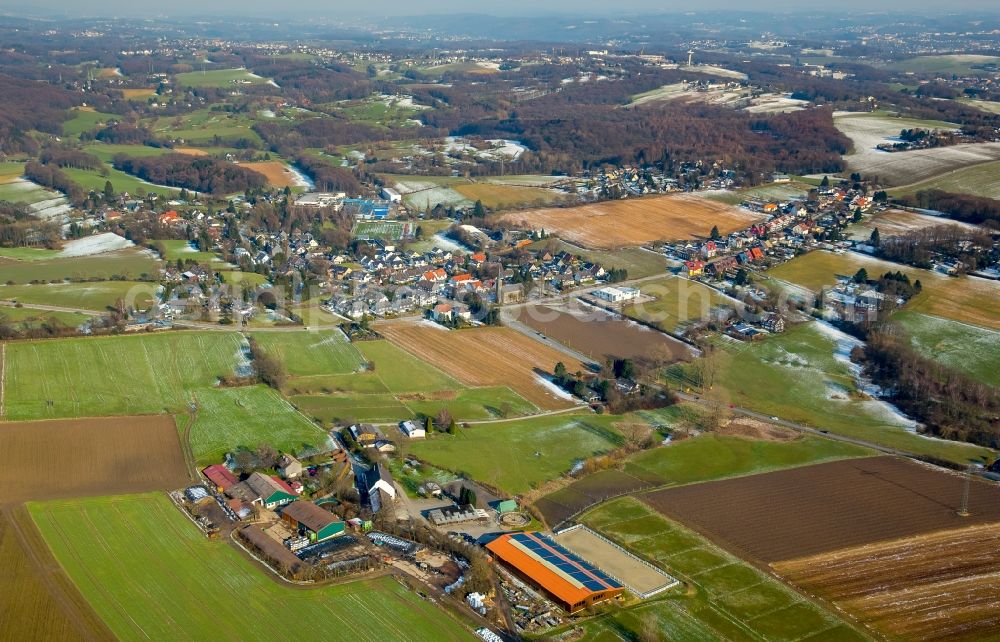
[399,420,426,439]
[276,454,303,479]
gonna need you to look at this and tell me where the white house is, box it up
[398,420,426,439]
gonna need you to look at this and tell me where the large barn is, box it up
[486,532,624,613]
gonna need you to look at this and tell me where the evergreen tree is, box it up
[710,225,721,240]
[854,267,869,284]
[869,227,881,247]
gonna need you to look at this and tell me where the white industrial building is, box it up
[592,286,640,304]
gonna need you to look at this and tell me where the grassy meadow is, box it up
[30,494,474,641]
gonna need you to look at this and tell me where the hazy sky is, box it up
[3,0,998,18]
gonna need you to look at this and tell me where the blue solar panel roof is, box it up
[511,532,623,592]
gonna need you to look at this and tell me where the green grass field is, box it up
[894,311,1000,387]
[0,281,159,311]
[0,305,91,330]
[277,338,536,424]
[624,276,736,333]
[0,250,160,284]
[156,239,224,263]
[576,497,864,642]
[4,331,243,420]
[30,494,474,641]
[63,166,179,198]
[250,330,366,377]
[82,143,173,162]
[0,247,61,261]
[353,220,405,241]
[0,161,25,180]
[0,179,61,205]
[409,412,624,495]
[704,322,994,464]
[61,109,119,137]
[142,108,263,144]
[623,433,872,486]
[188,385,328,464]
[174,68,269,88]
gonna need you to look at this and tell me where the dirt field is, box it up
[174,147,209,156]
[240,161,299,188]
[775,523,1000,641]
[0,504,114,642]
[535,469,655,526]
[511,302,690,364]
[500,194,762,248]
[641,456,1000,563]
[554,525,677,597]
[376,321,585,410]
[0,416,190,502]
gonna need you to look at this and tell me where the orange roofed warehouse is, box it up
[486,532,624,613]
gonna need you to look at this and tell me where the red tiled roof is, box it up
[202,464,237,490]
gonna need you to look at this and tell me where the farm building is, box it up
[281,500,345,543]
[486,532,624,613]
[358,463,397,514]
[496,499,518,514]
[428,504,489,527]
[202,464,238,492]
[398,420,426,439]
[592,286,640,304]
[229,472,298,510]
[380,187,402,203]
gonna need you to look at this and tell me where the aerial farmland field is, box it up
[500,194,763,248]
[174,67,270,88]
[408,412,624,495]
[535,432,870,526]
[4,331,243,420]
[187,385,329,465]
[29,493,475,641]
[774,523,1000,640]
[0,281,159,311]
[847,208,980,239]
[576,497,864,642]
[0,416,189,501]
[0,249,160,284]
[0,505,114,642]
[641,456,1000,563]
[377,321,587,410]
[249,329,366,377]
[889,159,1000,199]
[894,311,1000,387]
[512,302,690,364]
[834,112,1000,186]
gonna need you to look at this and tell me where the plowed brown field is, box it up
[500,193,762,248]
[376,322,585,410]
[0,415,190,502]
[641,456,1000,563]
[240,161,299,188]
[775,523,1000,641]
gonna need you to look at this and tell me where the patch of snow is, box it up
[58,233,134,257]
[534,374,577,402]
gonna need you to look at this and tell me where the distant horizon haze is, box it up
[2,0,999,18]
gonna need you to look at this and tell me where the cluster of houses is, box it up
[670,184,881,282]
